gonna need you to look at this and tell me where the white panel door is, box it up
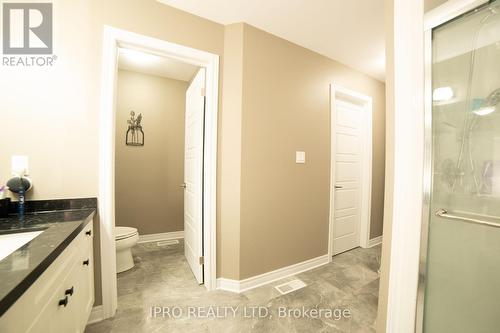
[184,68,205,284]
[332,100,365,255]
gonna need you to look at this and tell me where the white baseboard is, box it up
[217,254,330,293]
[87,305,104,325]
[138,231,184,243]
[368,236,382,247]
[216,278,241,293]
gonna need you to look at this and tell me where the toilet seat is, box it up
[115,226,138,241]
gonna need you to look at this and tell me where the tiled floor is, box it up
[85,241,381,333]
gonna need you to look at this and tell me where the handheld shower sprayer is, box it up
[474,88,500,116]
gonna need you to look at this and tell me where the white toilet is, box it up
[115,226,139,273]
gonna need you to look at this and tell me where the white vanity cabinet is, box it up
[0,223,94,333]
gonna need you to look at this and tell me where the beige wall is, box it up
[0,0,96,200]
[115,70,187,235]
[0,0,224,199]
[425,0,448,12]
[0,0,224,307]
[235,24,386,279]
[218,23,245,279]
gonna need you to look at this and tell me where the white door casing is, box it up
[184,68,206,284]
[99,26,219,320]
[329,84,373,257]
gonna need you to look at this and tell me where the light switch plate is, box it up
[296,151,305,164]
[11,155,29,176]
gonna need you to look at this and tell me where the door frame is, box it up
[328,84,373,259]
[415,0,489,332]
[98,26,219,319]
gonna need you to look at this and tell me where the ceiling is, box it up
[118,48,199,81]
[157,0,385,81]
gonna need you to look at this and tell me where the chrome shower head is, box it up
[485,88,500,106]
[474,88,500,116]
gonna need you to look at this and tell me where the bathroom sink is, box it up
[0,230,44,262]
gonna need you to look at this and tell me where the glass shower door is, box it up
[423,1,500,332]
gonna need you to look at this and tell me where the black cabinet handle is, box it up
[65,286,74,296]
[58,296,68,307]
[83,259,90,266]
[85,230,92,236]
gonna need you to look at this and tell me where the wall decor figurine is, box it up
[126,111,145,146]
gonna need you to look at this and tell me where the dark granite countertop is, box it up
[0,198,96,317]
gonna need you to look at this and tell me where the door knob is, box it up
[180,183,187,189]
[334,185,343,189]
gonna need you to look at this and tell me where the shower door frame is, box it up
[416,0,490,332]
